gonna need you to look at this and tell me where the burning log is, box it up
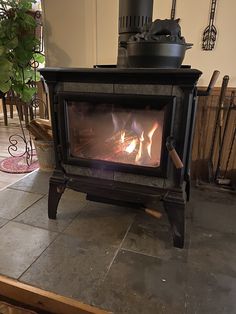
[106,130,136,143]
[75,138,98,156]
[70,125,160,167]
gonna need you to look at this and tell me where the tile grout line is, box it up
[0,169,40,192]
[5,186,47,195]
[12,202,91,281]
[58,201,90,234]
[121,247,169,260]
[17,230,61,281]
[0,168,52,192]
[0,194,46,222]
[102,216,135,281]
[12,200,89,235]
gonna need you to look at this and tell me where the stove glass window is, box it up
[66,101,164,168]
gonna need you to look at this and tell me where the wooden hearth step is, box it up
[0,275,110,314]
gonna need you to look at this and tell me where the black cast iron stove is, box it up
[40,67,202,248]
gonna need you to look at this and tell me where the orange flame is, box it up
[135,131,144,162]
[147,122,158,157]
[120,131,125,143]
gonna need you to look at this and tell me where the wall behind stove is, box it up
[153,0,236,87]
[42,0,96,68]
[42,0,236,87]
[95,0,236,87]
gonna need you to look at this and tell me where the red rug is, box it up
[0,155,39,174]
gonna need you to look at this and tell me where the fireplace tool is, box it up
[223,124,236,180]
[196,70,220,96]
[208,75,229,182]
[175,70,219,194]
[215,90,235,182]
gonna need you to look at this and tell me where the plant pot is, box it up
[127,41,192,68]
[34,140,55,171]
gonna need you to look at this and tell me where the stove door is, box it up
[57,93,175,177]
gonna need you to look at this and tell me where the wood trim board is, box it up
[0,275,111,314]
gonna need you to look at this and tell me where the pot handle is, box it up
[120,41,127,49]
[186,43,193,49]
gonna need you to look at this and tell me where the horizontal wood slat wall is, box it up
[192,87,236,183]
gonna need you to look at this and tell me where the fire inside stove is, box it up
[67,101,164,167]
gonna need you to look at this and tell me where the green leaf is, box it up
[0,0,41,101]
[22,67,38,82]
[18,0,34,10]
[17,12,36,31]
[33,53,45,64]
[0,79,12,93]
[0,46,5,56]
[15,45,34,66]
[6,36,18,49]
[19,85,36,102]
[34,70,40,82]
[12,81,24,95]
[0,58,13,79]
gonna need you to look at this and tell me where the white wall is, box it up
[96,0,118,65]
[153,0,236,87]
[96,0,236,87]
[42,0,96,67]
[42,0,236,86]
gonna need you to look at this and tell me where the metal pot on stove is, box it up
[126,18,193,68]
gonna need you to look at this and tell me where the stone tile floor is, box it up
[0,170,235,313]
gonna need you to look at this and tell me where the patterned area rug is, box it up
[0,155,39,174]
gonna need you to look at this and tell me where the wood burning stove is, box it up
[40,67,202,248]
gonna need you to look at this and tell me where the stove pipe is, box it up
[117,0,153,67]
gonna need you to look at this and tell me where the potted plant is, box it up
[0,0,44,102]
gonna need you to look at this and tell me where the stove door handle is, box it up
[168,148,184,169]
[166,136,184,169]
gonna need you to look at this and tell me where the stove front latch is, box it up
[166,136,184,169]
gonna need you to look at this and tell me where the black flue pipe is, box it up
[118,0,153,35]
[117,0,153,67]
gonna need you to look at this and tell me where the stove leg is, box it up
[163,196,185,248]
[48,172,66,219]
